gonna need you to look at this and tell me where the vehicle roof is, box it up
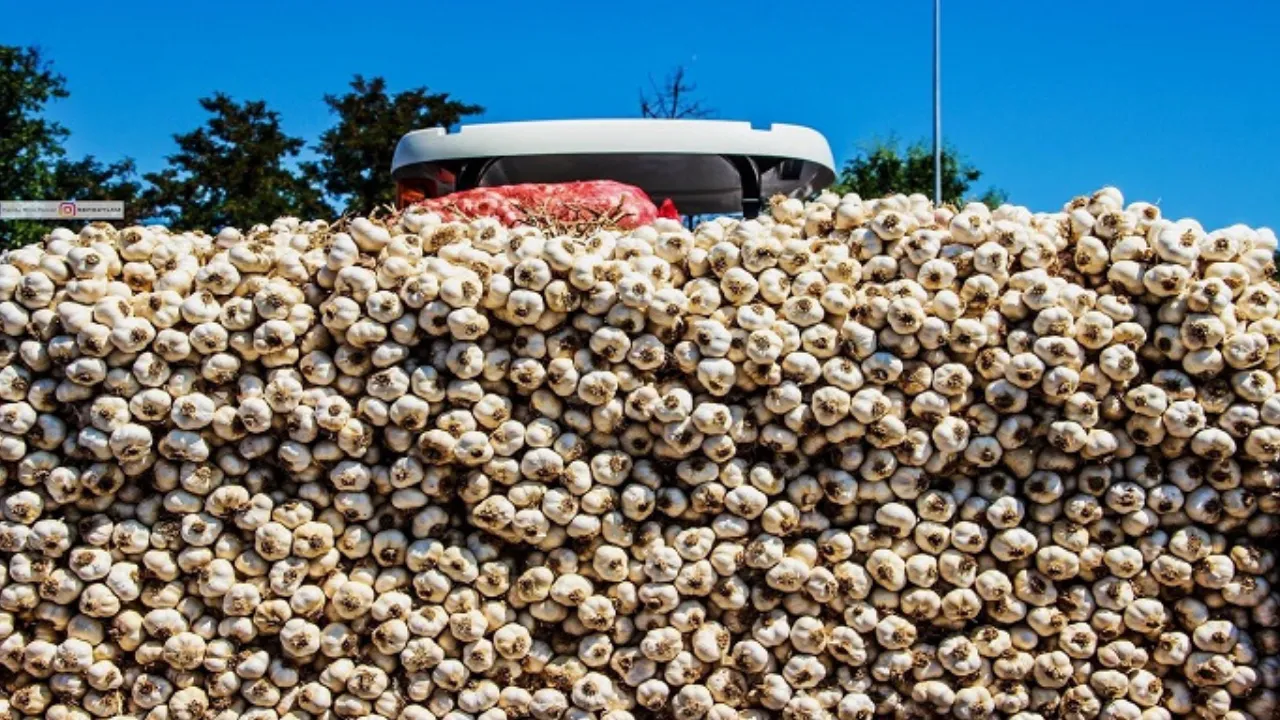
[391,119,836,215]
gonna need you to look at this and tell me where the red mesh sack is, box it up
[408,180,659,230]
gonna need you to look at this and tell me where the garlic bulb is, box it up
[0,192,1275,720]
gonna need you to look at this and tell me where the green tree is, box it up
[142,93,331,229]
[832,137,1007,209]
[640,65,715,120]
[304,75,483,216]
[1,46,146,246]
[0,46,69,247]
[52,156,144,221]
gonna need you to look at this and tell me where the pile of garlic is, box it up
[0,187,1277,720]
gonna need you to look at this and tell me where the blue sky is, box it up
[3,0,1277,229]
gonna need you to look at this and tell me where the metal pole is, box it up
[933,0,942,206]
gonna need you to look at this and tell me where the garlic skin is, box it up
[0,192,1276,720]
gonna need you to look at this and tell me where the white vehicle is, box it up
[390,118,835,218]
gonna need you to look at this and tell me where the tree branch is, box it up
[639,65,715,120]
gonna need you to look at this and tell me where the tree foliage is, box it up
[640,66,715,120]
[53,156,144,221]
[832,138,1007,209]
[2,50,487,241]
[141,93,330,229]
[0,46,69,247]
[304,75,483,216]
[0,45,144,246]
